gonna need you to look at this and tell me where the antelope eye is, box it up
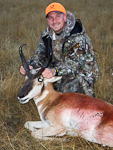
[38,77,43,82]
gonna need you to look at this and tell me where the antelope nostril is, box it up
[18,95,24,98]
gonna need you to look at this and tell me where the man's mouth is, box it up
[53,23,59,27]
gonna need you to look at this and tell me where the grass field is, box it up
[0,0,113,149]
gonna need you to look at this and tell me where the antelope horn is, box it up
[19,44,30,73]
[19,44,32,79]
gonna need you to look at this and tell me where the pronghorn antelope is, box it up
[18,44,113,147]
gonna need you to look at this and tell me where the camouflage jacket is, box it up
[29,11,99,94]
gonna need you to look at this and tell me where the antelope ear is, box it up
[44,76,62,83]
[25,75,29,81]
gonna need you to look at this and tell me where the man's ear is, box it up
[64,14,67,22]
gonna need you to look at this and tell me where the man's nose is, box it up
[53,17,57,23]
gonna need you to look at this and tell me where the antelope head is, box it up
[18,44,58,104]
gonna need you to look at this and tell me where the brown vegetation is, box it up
[0,0,113,149]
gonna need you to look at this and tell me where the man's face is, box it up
[47,11,67,34]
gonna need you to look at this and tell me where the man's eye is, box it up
[48,17,52,19]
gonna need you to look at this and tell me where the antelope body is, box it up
[18,44,113,147]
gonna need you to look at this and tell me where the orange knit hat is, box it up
[45,2,66,17]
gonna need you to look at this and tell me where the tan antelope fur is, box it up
[18,44,113,147]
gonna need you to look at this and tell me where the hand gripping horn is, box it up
[33,47,52,79]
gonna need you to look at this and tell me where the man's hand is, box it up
[20,66,55,78]
[42,68,55,79]
[20,65,33,75]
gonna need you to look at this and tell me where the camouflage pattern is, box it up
[29,11,99,97]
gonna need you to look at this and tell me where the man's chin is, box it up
[53,28,62,34]
[53,28,60,32]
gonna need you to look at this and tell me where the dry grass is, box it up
[0,0,113,149]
